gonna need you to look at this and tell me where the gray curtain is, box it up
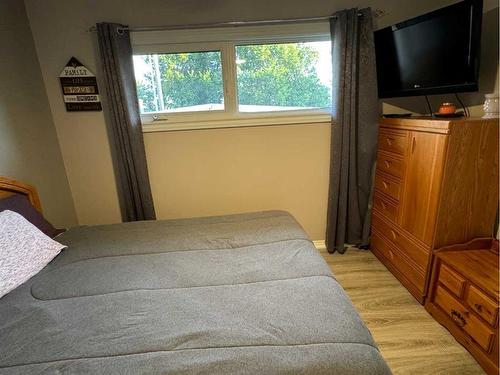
[326,8,379,254]
[97,23,156,221]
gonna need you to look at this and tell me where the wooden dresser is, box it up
[370,117,499,303]
[425,238,499,375]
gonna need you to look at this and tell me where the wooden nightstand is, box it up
[425,238,499,375]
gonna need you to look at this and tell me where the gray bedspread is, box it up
[0,211,391,374]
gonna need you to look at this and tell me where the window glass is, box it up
[235,41,332,112]
[133,51,224,114]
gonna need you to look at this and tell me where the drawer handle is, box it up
[380,201,387,210]
[382,181,389,190]
[386,137,394,146]
[451,309,467,327]
[474,303,482,312]
[390,230,397,240]
[384,160,391,168]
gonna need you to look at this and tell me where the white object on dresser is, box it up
[483,93,499,118]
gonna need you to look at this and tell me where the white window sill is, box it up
[141,113,332,133]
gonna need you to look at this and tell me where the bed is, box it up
[0,177,391,374]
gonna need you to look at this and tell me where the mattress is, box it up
[0,211,391,374]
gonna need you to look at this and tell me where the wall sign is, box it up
[59,57,102,111]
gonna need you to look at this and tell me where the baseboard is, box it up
[312,240,326,250]
[313,241,362,252]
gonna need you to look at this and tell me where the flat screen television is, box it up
[375,0,483,98]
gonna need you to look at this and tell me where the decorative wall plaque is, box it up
[59,57,102,111]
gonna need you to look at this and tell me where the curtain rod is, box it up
[88,13,363,33]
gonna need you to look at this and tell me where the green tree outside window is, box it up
[135,42,331,113]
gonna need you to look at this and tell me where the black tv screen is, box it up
[375,0,483,98]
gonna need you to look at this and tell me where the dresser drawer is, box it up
[438,263,466,299]
[434,285,495,352]
[372,213,429,270]
[375,172,402,201]
[373,192,399,223]
[378,129,408,155]
[377,150,405,179]
[372,230,426,293]
[467,285,498,326]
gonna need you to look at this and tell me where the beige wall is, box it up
[0,0,76,228]
[23,0,496,239]
[145,123,330,239]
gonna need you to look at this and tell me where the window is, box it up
[134,51,224,114]
[131,23,332,130]
[236,42,332,112]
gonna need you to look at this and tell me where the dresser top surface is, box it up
[380,117,499,134]
[438,249,499,299]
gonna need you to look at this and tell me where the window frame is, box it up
[131,23,332,132]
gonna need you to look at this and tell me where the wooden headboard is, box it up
[0,176,42,212]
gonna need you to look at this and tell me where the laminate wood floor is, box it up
[320,247,486,375]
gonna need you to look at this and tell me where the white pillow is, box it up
[0,210,66,298]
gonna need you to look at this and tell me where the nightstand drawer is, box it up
[434,285,495,352]
[438,263,466,299]
[378,129,408,155]
[467,285,498,326]
[377,151,405,179]
[425,239,499,375]
[375,172,402,201]
[373,192,399,223]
